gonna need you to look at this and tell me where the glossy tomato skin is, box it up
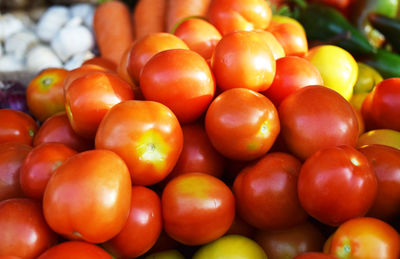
[43,150,132,243]
[0,142,32,201]
[262,56,323,106]
[140,49,215,124]
[95,100,183,186]
[37,241,112,259]
[82,57,117,71]
[294,252,337,259]
[19,142,77,200]
[63,64,110,92]
[205,88,280,161]
[279,85,359,160]
[103,186,162,258]
[267,22,308,57]
[298,145,378,226]
[358,144,400,220]
[211,31,276,92]
[254,30,285,60]
[65,71,134,139]
[233,152,308,230]
[0,198,58,259]
[329,217,400,259]
[162,173,235,245]
[33,112,93,152]
[0,109,37,146]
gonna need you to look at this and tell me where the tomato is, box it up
[361,78,400,131]
[254,30,285,60]
[0,256,22,259]
[254,222,325,259]
[173,18,222,60]
[305,45,358,101]
[19,143,77,200]
[225,216,256,238]
[127,33,189,84]
[261,56,323,106]
[116,42,139,89]
[162,173,235,245]
[0,198,57,259]
[358,144,400,220]
[357,129,400,149]
[267,22,308,57]
[147,232,180,254]
[279,85,359,160]
[193,235,267,259]
[95,100,183,186]
[37,241,112,259]
[205,88,280,161]
[329,217,400,259]
[82,57,117,71]
[0,142,31,201]
[207,0,272,35]
[43,150,132,243]
[65,71,134,139]
[294,252,337,259]
[211,31,276,92]
[353,62,383,94]
[298,145,377,226]
[63,64,110,92]
[270,15,304,28]
[103,186,162,258]
[0,109,37,146]
[140,49,215,123]
[144,249,185,259]
[33,112,93,152]
[233,152,307,229]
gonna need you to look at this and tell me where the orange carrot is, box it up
[93,1,134,65]
[165,0,212,32]
[133,0,166,39]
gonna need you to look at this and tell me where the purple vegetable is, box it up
[0,80,30,114]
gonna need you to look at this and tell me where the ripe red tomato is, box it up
[358,144,400,220]
[294,252,337,259]
[328,217,400,259]
[267,22,308,57]
[19,143,77,200]
[43,150,132,243]
[95,100,183,186]
[162,173,235,245]
[26,68,68,122]
[0,142,31,201]
[65,71,134,139]
[0,109,38,146]
[0,256,22,259]
[233,152,308,230]
[225,216,256,238]
[0,198,57,259]
[103,186,162,258]
[279,85,359,160]
[37,241,112,259]
[82,57,117,71]
[254,30,285,60]
[140,49,215,123]
[205,88,280,161]
[63,64,110,92]
[298,145,377,226]
[211,31,276,92]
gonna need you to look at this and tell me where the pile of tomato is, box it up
[1,0,400,258]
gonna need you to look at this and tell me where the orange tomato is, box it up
[267,22,308,57]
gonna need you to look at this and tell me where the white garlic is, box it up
[36,6,70,42]
[26,45,62,73]
[5,30,38,60]
[64,50,95,70]
[0,55,24,72]
[10,11,34,30]
[0,14,25,41]
[70,3,94,21]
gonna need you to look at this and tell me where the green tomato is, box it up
[144,249,185,259]
[193,235,267,259]
[353,62,383,94]
[357,129,400,149]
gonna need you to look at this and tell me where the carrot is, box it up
[93,1,134,65]
[133,0,166,39]
[165,0,212,32]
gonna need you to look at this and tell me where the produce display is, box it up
[1,0,400,258]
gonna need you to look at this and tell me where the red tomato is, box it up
[0,142,31,201]
[43,150,132,243]
[205,88,280,161]
[162,173,235,245]
[211,31,276,92]
[298,145,377,226]
[0,109,37,146]
[19,143,77,200]
[65,71,134,139]
[358,144,400,220]
[225,216,256,238]
[267,22,308,57]
[33,112,93,152]
[95,100,183,186]
[0,198,57,259]
[254,30,285,60]
[103,186,162,258]
[294,252,337,259]
[329,217,400,259]
[140,49,215,123]
[207,0,272,35]
[233,152,308,230]
[0,256,22,259]
[261,56,323,106]
[254,222,325,259]
[37,241,112,259]
[174,18,222,60]
[82,57,117,71]
[63,64,110,92]
[279,85,359,160]
[26,68,68,122]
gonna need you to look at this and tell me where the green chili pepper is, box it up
[359,48,400,78]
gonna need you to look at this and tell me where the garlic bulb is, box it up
[36,6,70,42]
[0,55,24,72]
[5,30,38,60]
[64,51,95,70]
[0,14,25,41]
[26,45,62,72]
[10,11,34,30]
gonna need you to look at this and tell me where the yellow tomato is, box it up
[271,15,303,28]
[353,62,383,94]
